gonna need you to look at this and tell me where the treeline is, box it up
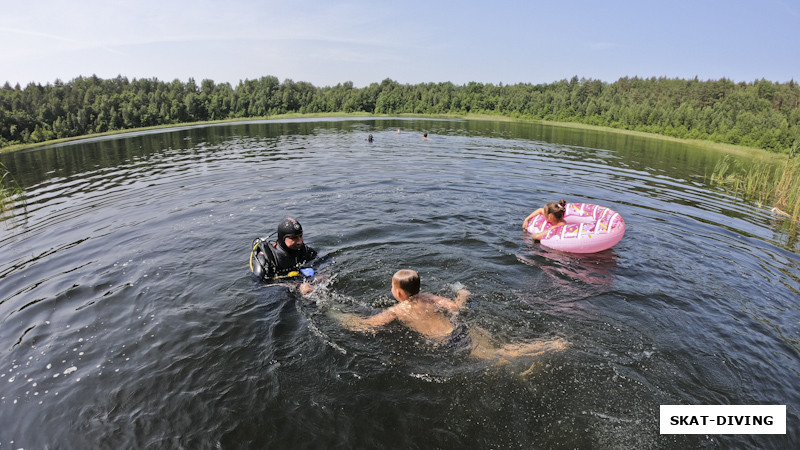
[2,75,799,153]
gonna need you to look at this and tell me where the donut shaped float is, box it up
[526,203,625,253]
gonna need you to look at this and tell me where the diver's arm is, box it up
[302,245,318,262]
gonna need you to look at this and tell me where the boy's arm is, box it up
[432,289,470,312]
[454,289,470,309]
[337,308,398,333]
[298,281,313,296]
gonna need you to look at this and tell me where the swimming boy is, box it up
[339,269,469,342]
[338,270,567,361]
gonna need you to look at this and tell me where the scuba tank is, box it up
[250,237,274,281]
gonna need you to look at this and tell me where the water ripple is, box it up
[1,119,797,449]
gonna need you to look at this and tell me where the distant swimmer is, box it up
[423,133,428,140]
[367,134,374,142]
[396,129,402,134]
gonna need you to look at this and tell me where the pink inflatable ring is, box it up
[526,203,625,253]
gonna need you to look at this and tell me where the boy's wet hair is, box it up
[393,269,421,296]
[545,199,567,220]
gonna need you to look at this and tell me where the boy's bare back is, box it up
[338,287,469,343]
[390,293,460,342]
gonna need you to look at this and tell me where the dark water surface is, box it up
[1,118,798,449]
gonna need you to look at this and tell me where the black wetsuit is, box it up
[270,242,317,275]
[256,241,317,280]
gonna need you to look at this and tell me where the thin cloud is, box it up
[0,26,128,56]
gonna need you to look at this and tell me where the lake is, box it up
[1,118,797,449]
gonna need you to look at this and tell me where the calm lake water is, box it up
[1,118,798,449]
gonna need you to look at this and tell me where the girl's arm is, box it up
[532,220,566,241]
[522,207,545,229]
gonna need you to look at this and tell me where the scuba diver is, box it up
[250,217,318,294]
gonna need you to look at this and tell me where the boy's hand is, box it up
[455,289,471,308]
[299,282,313,295]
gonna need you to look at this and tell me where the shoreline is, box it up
[0,112,779,162]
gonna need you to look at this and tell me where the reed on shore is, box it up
[0,162,25,221]
[711,144,800,222]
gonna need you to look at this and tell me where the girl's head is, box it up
[544,199,567,223]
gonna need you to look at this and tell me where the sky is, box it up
[1,0,799,88]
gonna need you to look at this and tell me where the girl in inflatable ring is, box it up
[522,199,567,241]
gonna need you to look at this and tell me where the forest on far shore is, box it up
[1,75,799,154]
